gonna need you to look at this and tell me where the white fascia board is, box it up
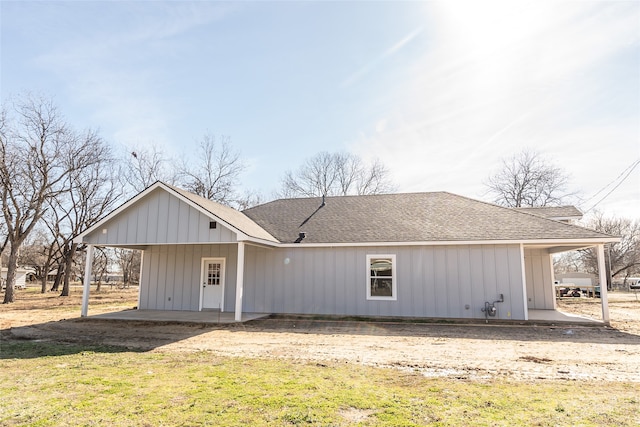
[276,237,620,248]
[238,237,279,248]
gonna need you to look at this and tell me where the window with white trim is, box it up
[366,254,397,300]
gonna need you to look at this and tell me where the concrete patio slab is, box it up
[528,309,603,325]
[87,309,270,324]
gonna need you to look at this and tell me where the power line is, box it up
[582,158,640,204]
[584,158,640,214]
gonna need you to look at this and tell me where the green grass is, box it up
[1,341,638,426]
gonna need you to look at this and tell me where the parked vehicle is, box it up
[629,278,640,290]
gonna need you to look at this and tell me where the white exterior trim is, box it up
[81,245,94,317]
[137,249,144,310]
[519,244,528,321]
[549,252,557,310]
[79,236,277,248]
[597,244,610,324]
[366,254,397,301]
[235,242,245,321]
[278,238,618,249]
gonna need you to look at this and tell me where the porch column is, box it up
[81,244,94,317]
[597,244,610,324]
[234,241,245,322]
[519,244,529,321]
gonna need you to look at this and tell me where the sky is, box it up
[1,0,639,219]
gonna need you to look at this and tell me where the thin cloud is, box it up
[350,1,639,217]
[32,2,238,149]
[342,27,424,88]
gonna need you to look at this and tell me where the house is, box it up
[74,182,618,323]
[1,267,28,289]
[514,206,583,224]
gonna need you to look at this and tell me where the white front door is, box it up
[201,258,225,310]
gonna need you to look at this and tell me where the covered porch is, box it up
[87,309,269,324]
[527,309,603,325]
[522,242,611,325]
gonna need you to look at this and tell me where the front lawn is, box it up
[1,341,637,426]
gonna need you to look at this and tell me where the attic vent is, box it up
[209,221,217,229]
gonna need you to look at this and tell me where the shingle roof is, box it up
[166,184,278,243]
[514,206,583,220]
[242,192,613,244]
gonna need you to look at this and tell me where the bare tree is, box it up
[1,95,73,303]
[0,221,7,286]
[235,189,265,211]
[114,248,141,287]
[0,94,116,302]
[278,151,394,198]
[92,247,111,292]
[54,140,121,297]
[15,227,63,293]
[485,149,574,207]
[579,213,640,286]
[177,134,245,205]
[122,146,176,194]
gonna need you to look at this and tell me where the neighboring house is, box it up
[74,182,618,322]
[555,272,597,287]
[1,267,28,289]
[514,206,583,224]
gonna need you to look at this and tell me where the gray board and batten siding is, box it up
[137,242,525,319]
[524,248,555,310]
[82,187,237,246]
[240,244,526,320]
[139,244,238,311]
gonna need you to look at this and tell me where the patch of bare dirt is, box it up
[2,287,639,382]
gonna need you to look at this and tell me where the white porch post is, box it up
[234,241,245,322]
[137,250,144,310]
[81,244,94,317]
[520,244,529,321]
[597,244,610,324]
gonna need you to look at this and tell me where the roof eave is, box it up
[276,237,620,248]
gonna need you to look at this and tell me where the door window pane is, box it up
[208,263,221,286]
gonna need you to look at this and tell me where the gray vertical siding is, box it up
[83,188,237,245]
[138,242,529,319]
[242,244,526,320]
[140,244,238,311]
[523,248,554,309]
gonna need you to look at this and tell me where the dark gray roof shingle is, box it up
[242,192,612,244]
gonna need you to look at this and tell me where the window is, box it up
[207,262,221,286]
[366,254,397,300]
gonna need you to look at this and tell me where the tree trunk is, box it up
[2,244,20,303]
[60,243,78,297]
[40,261,50,293]
[51,264,64,292]
[40,275,48,294]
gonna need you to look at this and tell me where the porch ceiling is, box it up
[524,243,596,254]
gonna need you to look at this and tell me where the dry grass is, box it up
[1,341,639,426]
